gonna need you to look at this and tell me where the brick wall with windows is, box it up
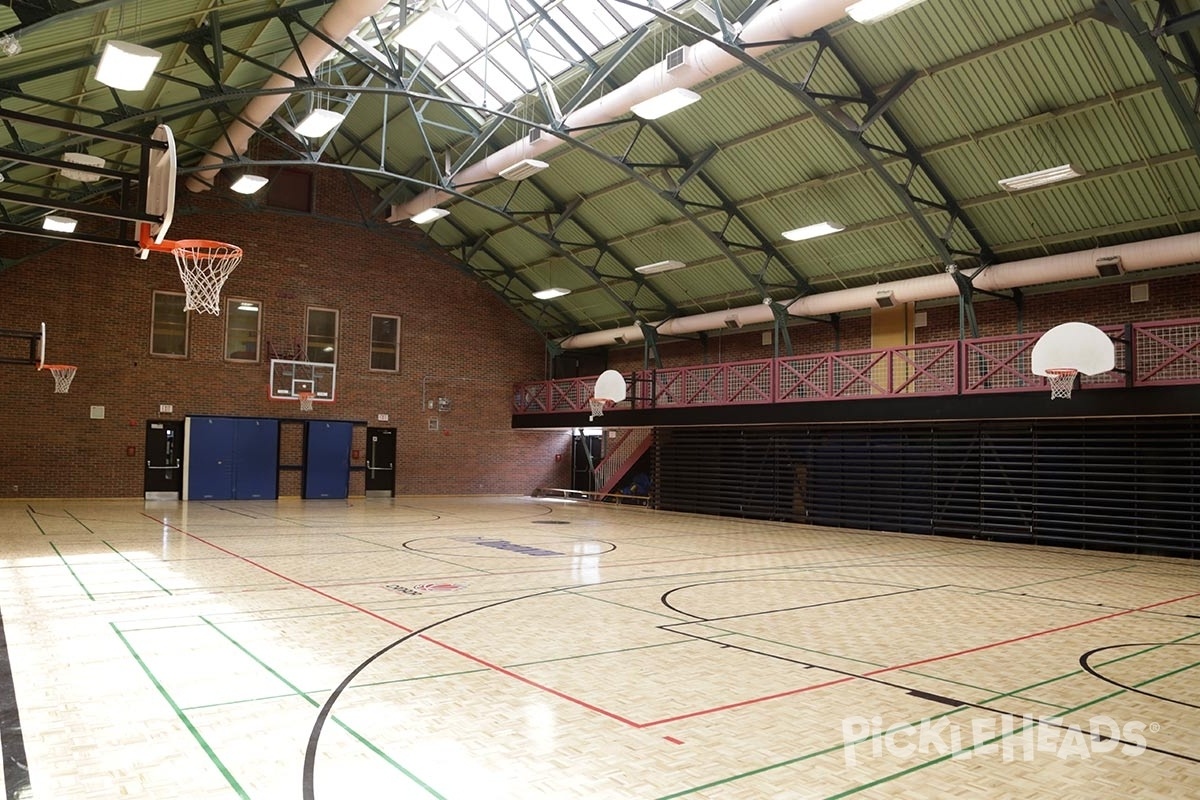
[1,185,572,498]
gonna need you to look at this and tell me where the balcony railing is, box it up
[513,317,1200,415]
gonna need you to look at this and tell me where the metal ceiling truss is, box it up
[1100,0,1200,157]
[621,1,995,276]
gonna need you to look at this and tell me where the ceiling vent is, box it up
[665,46,687,72]
[528,128,542,144]
[1095,255,1124,278]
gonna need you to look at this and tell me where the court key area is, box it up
[0,496,1196,799]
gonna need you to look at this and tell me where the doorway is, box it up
[144,420,183,500]
[365,427,396,497]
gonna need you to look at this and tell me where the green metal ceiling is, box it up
[2,0,1199,341]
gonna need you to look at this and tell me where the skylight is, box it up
[345,0,689,113]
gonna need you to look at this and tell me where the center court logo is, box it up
[841,714,1151,765]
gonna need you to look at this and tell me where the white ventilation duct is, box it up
[557,232,1200,349]
[185,0,390,192]
[387,0,853,221]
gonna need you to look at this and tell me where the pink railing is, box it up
[512,317,1200,415]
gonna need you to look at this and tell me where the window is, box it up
[224,299,262,362]
[306,307,338,363]
[150,291,188,357]
[369,314,400,371]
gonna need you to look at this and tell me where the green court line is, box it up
[979,563,1135,594]
[47,541,93,601]
[23,507,47,536]
[64,510,95,534]
[655,631,1200,799]
[199,617,446,799]
[102,541,173,595]
[111,624,249,799]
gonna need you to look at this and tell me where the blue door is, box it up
[304,421,352,499]
[234,419,279,499]
[187,417,235,499]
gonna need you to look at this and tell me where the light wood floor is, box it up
[0,496,1196,799]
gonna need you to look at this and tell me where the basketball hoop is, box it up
[139,225,242,315]
[42,364,77,394]
[588,397,612,421]
[173,240,243,315]
[1045,367,1078,400]
[298,392,314,412]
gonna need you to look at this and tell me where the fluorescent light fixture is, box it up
[532,287,571,300]
[997,164,1083,192]
[95,40,162,91]
[230,174,269,194]
[846,0,930,23]
[875,289,896,308]
[60,153,105,182]
[630,87,700,120]
[295,108,345,138]
[782,221,845,241]
[43,215,77,233]
[395,7,458,50]
[410,207,449,224]
[237,302,259,311]
[635,259,687,275]
[498,159,548,181]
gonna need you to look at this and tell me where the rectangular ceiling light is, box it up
[231,174,269,194]
[395,7,458,50]
[43,215,77,233]
[846,0,930,23]
[95,40,162,91]
[997,164,1083,192]
[410,207,450,224]
[630,88,701,120]
[532,287,571,300]
[295,108,346,139]
[634,259,687,275]
[782,221,845,241]
[498,159,548,181]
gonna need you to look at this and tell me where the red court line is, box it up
[143,513,1200,731]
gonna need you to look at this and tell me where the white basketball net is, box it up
[45,365,77,394]
[173,240,243,315]
[1045,368,1078,400]
[588,398,610,421]
[299,392,315,412]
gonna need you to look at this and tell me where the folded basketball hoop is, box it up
[42,364,77,393]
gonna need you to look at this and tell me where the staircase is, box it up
[594,428,653,496]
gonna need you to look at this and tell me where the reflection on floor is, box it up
[0,496,1197,798]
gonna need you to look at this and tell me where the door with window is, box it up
[365,427,396,496]
[144,420,184,499]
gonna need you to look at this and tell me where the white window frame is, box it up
[224,298,263,363]
[306,306,339,364]
[150,290,188,358]
[369,314,401,372]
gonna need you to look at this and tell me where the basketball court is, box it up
[0,495,1195,798]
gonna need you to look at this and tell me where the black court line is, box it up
[0,602,29,799]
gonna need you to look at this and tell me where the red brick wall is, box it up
[0,179,572,498]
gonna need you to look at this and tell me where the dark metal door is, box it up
[572,432,602,493]
[365,427,396,496]
[144,420,183,499]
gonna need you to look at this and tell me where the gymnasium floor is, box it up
[0,496,1196,799]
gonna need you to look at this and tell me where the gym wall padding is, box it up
[185,416,280,500]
